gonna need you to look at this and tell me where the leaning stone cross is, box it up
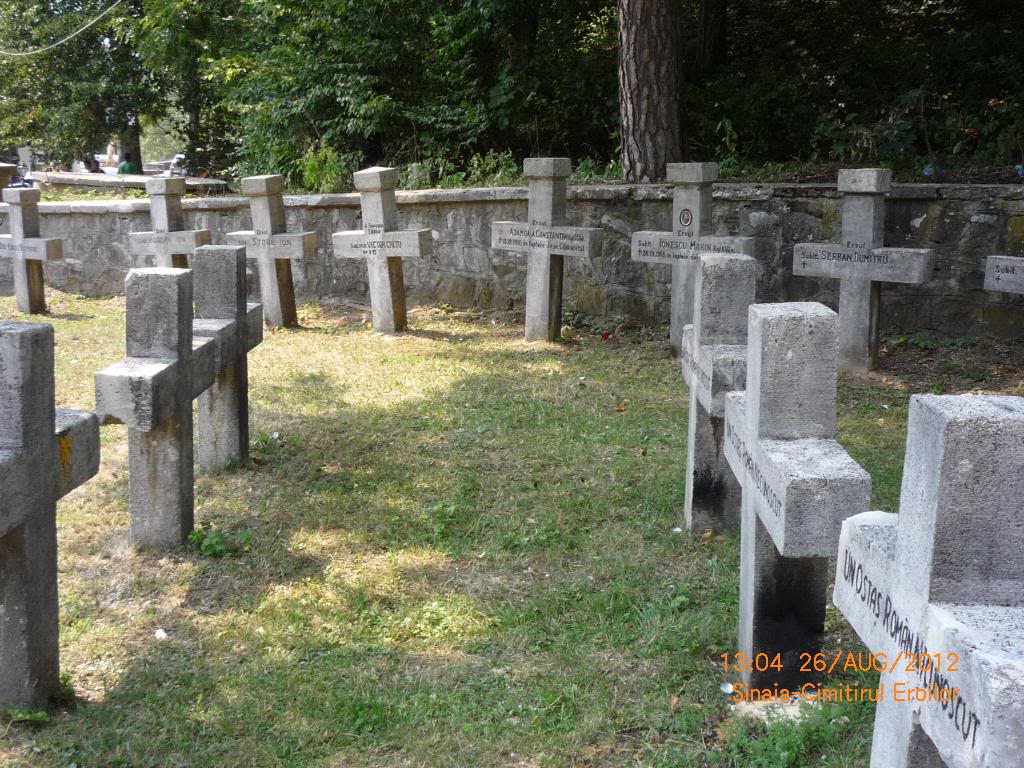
[680,252,756,535]
[833,394,1024,768]
[491,158,603,341]
[0,188,63,314]
[331,167,433,333]
[793,168,935,372]
[129,178,211,269]
[192,245,263,471]
[227,175,318,328]
[723,302,871,688]
[0,321,100,708]
[630,163,756,354]
[983,253,1024,295]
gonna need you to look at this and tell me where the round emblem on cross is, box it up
[679,209,693,228]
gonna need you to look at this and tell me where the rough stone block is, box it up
[145,177,187,196]
[524,157,572,179]
[241,174,286,197]
[838,168,892,194]
[666,162,719,185]
[353,166,400,192]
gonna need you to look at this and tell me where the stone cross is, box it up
[129,178,211,269]
[491,158,603,341]
[833,395,1024,768]
[0,321,99,708]
[723,302,871,688]
[227,175,318,328]
[983,254,1024,295]
[793,169,935,372]
[95,268,208,547]
[331,167,432,333]
[630,163,757,354]
[0,188,63,314]
[192,245,263,471]
[680,252,756,536]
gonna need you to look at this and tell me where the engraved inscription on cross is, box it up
[983,253,1024,296]
[129,178,211,269]
[491,158,603,342]
[680,252,756,536]
[0,188,63,314]
[630,163,756,354]
[793,168,935,372]
[331,166,433,333]
[723,302,871,688]
[0,321,100,708]
[227,174,318,328]
[833,395,1024,768]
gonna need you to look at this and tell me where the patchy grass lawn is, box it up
[1,291,1020,767]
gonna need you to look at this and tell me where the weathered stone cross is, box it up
[833,395,1024,768]
[793,169,935,372]
[192,245,263,471]
[723,302,871,688]
[0,321,100,708]
[96,256,262,546]
[680,252,756,535]
[332,167,433,333]
[630,163,756,354]
[0,188,63,314]
[227,174,318,328]
[983,253,1024,295]
[129,178,211,269]
[491,158,603,341]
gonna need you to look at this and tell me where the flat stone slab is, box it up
[984,255,1024,294]
[631,232,756,264]
[32,171,227,193]
[793,244,934,283]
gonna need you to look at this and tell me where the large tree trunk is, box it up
[618,0,683,182]
[695,0,728,80]
[119,120,143,171]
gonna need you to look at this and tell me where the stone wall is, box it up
[2,181,1023,337]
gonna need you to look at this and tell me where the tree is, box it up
[617,0,683,182]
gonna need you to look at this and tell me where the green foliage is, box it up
[187,523,253,558]
[5,708,50,724]
[298,140,361,193]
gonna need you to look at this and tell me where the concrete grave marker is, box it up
[129,178,211,269]
[983,254,1024,295]
[0,188,63,314]
[192,245,263,471]
[491,158,603,341]
[630,163,756,354]
[793,169,935,371]
[680,252,756,535]
[833,395,1024,768]
[0,321,100,708]
[95,260,260,546]
[723,302,871,687]
[332,167,432,333]
[227,175,318,328]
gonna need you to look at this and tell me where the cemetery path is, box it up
[6,291,1015,766]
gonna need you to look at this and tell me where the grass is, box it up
[3,290,1012,767]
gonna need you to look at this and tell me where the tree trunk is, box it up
[119,120,143,171]
[618,0,683,182]
[695,0,728,80]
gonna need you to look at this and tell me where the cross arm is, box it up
[227,230,319,262]
[984,255,1024,294]
[194,319,240,377]
[129,229,212,255]
[631,232,756,265]
[0,236,63,262]
[793,243,934,284]
[492,222,601,259]
[332,229,432,261]
[245,303,264,351]
[0,449,28,538]
[94,358,179,430]
[54,409,100,499]
[191,335,219,398]
[681,325,746,416]
[921,603,1024,767]
[724,391,871,557]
